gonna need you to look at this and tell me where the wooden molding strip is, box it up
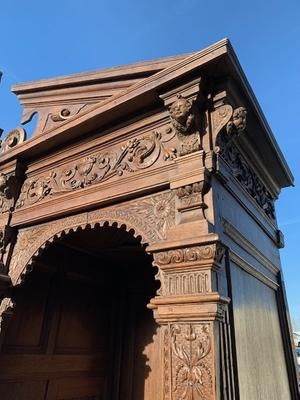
[229,251,278,291]
[223,218,279,275]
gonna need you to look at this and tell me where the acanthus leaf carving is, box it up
[175,171,211,219]
[167,323,213,400]
[16,129,177,208]
[219,133,275,220]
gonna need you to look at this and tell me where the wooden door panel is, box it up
[0,380,47,400]
[54,277,110,355]
[45,377,104,400]
[2,268,53,353]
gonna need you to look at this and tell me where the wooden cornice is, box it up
[1,38,293,189]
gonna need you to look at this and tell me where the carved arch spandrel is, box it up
[8,190,175,286]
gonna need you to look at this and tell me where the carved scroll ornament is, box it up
[153,243,224,296]
[211,104,247,150]
[168,95,201,156]
[16,129,177,208]
[220,134,275,220]
[0,127,26,153]
[163,323,213,400]
[154,243,225,267]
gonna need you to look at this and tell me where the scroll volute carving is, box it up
[210,96,247,152]
[151,242,225,297]
[0,128,26,153]
[160,78,204,157]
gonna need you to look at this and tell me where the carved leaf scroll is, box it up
[220,134,275,220]
[16,128,177,208]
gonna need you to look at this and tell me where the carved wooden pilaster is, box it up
[147,239,235,400]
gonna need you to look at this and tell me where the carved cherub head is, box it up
[232,107,247,132]
[169,95,193,125]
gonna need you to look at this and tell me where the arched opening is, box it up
[0,224,159,400]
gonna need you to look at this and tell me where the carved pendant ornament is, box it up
[168,94,201,156]
[16,129,177,208]
[163,323,213,400]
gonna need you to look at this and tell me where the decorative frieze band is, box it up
[16,127,177,209]
[153,243,225,267]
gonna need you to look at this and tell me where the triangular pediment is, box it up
[11,54,189,137]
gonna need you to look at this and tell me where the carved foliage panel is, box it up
[163,323,214,400]
[219,133,275,220]
[16,126,177,209]
[9,191,175,285]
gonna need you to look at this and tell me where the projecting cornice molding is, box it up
[1,39,293,190]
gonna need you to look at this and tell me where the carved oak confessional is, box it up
[0,39,298,400]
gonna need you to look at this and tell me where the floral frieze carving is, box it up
[164,323,213,400]
[16,129,176,208]
[220,134,275,220]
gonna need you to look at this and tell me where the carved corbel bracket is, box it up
[0,161,25,214]
[209,91,247,153]
[160,78,204,157]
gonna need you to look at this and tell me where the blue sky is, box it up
[1,0,299,325]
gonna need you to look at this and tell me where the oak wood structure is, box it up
[0,39,298,399]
